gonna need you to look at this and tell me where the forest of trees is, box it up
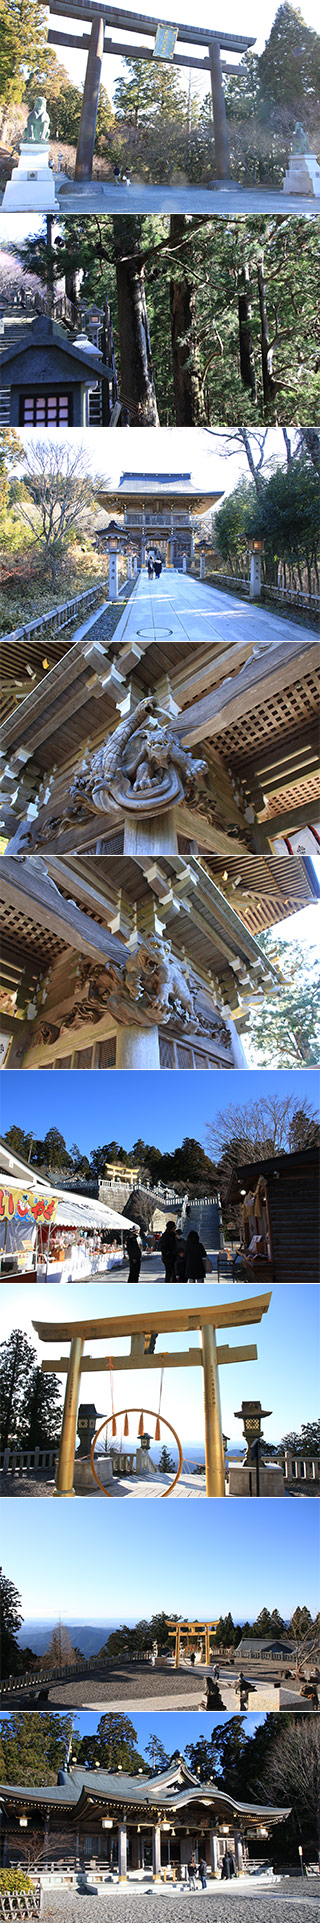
[16,212,320,426]
[4,1092,319,1200]
[1,6,320,190]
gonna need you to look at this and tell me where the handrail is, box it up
[1,582,108,647]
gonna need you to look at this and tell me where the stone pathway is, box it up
[53,181,320,216]
[41,1883,320,1923]
[92,569,317,653]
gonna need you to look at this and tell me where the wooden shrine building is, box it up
[0,852,318,1072]
[229,1144,320,1287]
[1,619,319,859]
[0,1755,290,1880]
[95,471,223,567]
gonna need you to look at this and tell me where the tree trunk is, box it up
[115,226,159,425]
[169,217,207,426]
[238,259,256,399]
[257,255,276,415]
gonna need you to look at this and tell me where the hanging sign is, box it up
[153,23,178,59]
[0,1187,58,1223]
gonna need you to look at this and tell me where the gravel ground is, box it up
[41,1886,320,1923]
[0,1471,206,1500]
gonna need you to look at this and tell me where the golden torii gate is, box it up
[166,1619,219,1667]
[33,1293,271,1500]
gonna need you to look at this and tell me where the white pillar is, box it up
[250,552,262,599]
[153,1824,162,1882]
[210,1835,220,1876]
[127,554,133,579]
[123,810,178,856]
[182,554,187,572]
[200,554,206,579]
[116,1023,160,1069]
[118,1821,127,1881]
[228,1018,249,1067]
[108,552,119,600]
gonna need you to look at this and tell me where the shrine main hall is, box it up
[0,1754,290,1882]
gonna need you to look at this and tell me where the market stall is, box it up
[0,1150,135,1281]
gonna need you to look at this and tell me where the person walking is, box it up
[184,1228,208,1281]
[160,1220,177,1283]
[126,1230,141,1284]
[198,1858,207,1890]
[147,554,154,578]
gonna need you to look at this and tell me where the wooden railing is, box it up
[1,582,108,647]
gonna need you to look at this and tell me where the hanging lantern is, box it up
[112,1413,117,1437]
[155,1415,161,1441]
[138,1411,144,1437]
[123,1412,129,1437]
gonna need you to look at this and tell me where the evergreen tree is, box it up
[76,1714,147,1773]
[0,1,50,108]
[0,1712,78,1785]
[44,1623,80,1671]
[0,1330,62,1452]
[0,1571,23,1675]
[159,1445,175,1474]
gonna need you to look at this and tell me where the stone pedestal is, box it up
[250,552,262,598]
[3,143,55,211]
[116,1022,160,1069]
[248,1687,280,1711]
[182,555,187,573]
[200,554,206,579]
[229,1462,285,1498]
[74,1454,113,1492]
[127,555,133,579]
[283,153,320,197]
[108,553,119,600]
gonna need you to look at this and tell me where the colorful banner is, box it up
[0,1187,58,1224]
[154,23,178,59]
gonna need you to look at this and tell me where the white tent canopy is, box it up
[0,1140,134,1230]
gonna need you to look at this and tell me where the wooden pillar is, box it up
[123,812,178,856]
[175,1623,181,1668]
[75,15,105,182]
[209,43,230,179]
[201,1323,225,1498]
[152,1822,162,1882]
[118,1819,127,1882]
[54,1336,84,1496]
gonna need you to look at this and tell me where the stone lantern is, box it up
[106,521,121,600]
[249,538,264,600]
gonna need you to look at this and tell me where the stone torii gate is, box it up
[33,1292,271,1499]
[47,2,255,181]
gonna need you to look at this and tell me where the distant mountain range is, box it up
[18,1621,127,1658]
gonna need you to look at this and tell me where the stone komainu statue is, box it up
[292,122,310,154]
[24,97,50,144]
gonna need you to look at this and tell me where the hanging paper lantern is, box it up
[155,1416,161,1441]
[138,1411,144,1437]
[124,1412,129,1437]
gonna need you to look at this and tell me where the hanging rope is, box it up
[109,1356,117,1436]
[155,1368,164,1442]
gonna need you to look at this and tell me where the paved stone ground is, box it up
[0,1468,207,1500]
[54,181,320,216]
[89,569,318,653]
[41,1883,320,1923]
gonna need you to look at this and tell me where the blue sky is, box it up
[1,1501,319,1622]
[0,1709,264,1752]
[1,1281,318,1444]
[1,1067,319,1161]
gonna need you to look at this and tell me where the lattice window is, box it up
[159,1036,175,1068]
[55,1055,72,1068]
[73,1046,94,1068]
[176,1043,194,1069]
[98,1036,117,1067]
[19,393,72,426]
